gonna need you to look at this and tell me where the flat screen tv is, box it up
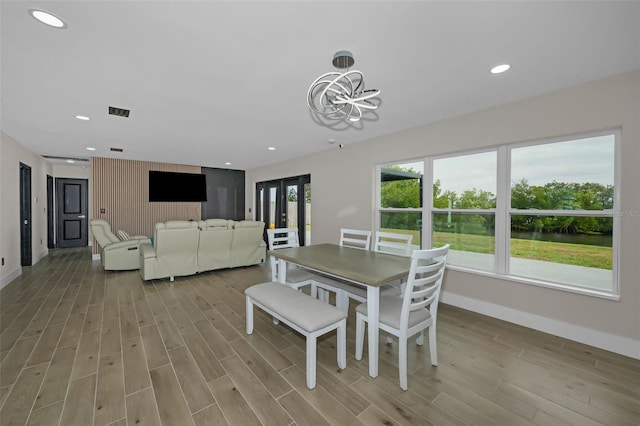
[149,170,207,202]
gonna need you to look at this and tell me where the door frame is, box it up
[19,163,32,266]
[255,174,310,245]
[55,178,89,248]
[47,175,55,249]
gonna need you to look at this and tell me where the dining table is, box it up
[268,243,412,378]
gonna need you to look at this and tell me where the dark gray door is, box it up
[55,178,89,248]
[20,163,32,266]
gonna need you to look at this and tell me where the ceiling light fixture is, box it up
[307,50,381,123]
[29,9,67,29]
[75,115,90,121]
[490,64,511,74]
[268,147,276,151]
[86,147,96,151]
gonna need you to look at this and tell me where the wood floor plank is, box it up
[100,316,122,357]
[125,387,163,426]
[119,308,140,341]
[0,363,48,426]
[149,364,195,426]
[207,375,262,426]
[156,314,185,351]
[60,374,97,426]
[32,344,78,410]
[82,303,103,334]
[140,324,170,370]
[70,329,101,380]
[280,365,365,426]
[228,337,292,398]
[26,323,64,367]
[182,332,226,382]
[192,403,228,426]
[193,319,235,360]
[167,346,215,413]
[26,400,64,426]
[94,353,126,426]
[278,390,332,426]
[0,335,39,387]
[221,355,293,425]
[57,312,84,349]
[122,336,152,395]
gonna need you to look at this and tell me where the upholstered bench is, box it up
[245,281,347,389]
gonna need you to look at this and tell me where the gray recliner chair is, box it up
[90,219,151,270]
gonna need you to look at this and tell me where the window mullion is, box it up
[495,146,509,274]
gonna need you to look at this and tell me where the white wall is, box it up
[246,71,640,358]
[0,131,53,288]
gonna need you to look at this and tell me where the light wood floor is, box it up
[0,247,638,426]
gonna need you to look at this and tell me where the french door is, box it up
[256,175,310,245]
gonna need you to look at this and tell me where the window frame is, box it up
[376,129,621,300]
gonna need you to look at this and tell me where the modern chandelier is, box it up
[307,51,381,123]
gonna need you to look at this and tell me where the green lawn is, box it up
[382,229,612,270]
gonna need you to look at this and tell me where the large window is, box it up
[377,131,619,297]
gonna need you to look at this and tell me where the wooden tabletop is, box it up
[269,243,411,287]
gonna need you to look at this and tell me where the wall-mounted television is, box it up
[149,170,207,202]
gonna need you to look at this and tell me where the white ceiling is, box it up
[2,1,639,170]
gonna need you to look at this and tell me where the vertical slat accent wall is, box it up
[91,157,201,254]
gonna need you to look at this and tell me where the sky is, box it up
[393,135,615,196]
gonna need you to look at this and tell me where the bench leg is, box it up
[337,319,346,369]
[245,296,254,334]
[306,335,317,389]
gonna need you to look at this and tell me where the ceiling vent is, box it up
[110,147,124,152]
[108,106,130,117]
[42,155,89,163]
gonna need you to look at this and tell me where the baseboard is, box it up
[34,248,48,264]
[440,291,640,360]
[0,267,22,290]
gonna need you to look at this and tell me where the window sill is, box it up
[445,264,621,301]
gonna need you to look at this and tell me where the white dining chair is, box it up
[355,244,449,390]
[315,228,372,309]
[267,228,318,297]
[375,231,414,295]
[339,228,372,250]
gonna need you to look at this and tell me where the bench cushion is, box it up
[245,282,347,333]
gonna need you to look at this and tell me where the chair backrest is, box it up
[90,219,120,248]
[339,228,371,250]
[267,228,300,250]
[401,244,450,328]
[267,228,300,281]
[374,231,413,256]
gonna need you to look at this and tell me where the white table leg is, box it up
[367,286,380,377]
[278,258,287,284]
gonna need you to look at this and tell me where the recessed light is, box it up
[328,139,336,144]
[29,9,67,29]
[66,159,75,164]
[490,64,511,74]
[86,147,96,151]
[75,115,90,121]
[268,147,276,151]
[225,162,231,166]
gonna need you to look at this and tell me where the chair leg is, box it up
[429,325,438,366]
[310,283,318,299]
[336,290,349,312]
[245,297,254,334]
[337,319,346,369]
[416,332,424,346]
[306,335,317,389]
[399,335,408,391]
[355,313,365,360]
